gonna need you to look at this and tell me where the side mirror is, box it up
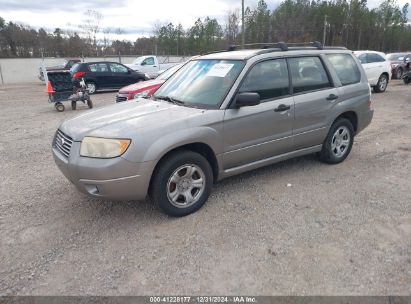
[141,61,146,66]
[235,92,260,108]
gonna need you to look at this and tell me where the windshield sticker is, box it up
[206,63,234,77]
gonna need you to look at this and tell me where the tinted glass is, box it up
[367,53,385,63]
[109,63,128,73]
[327,54,361,86]
[154,59,244,109]
[89,63,108,72]
[357,54,368,64]
[289,57,331,93]
[69,63,81,74]
[239,59,290,101]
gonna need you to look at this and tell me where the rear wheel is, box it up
[86,81,97,94]
[319,118,354,164]
[71,101,76,110]
[374,74,388,93]
[150,150,213,217]
[87,99,93,109]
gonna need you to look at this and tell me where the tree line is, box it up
[0,0,410,58]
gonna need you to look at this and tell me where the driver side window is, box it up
[143,57,155,65]
[239,59,290,101]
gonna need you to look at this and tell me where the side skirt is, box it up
[218,145,322,180]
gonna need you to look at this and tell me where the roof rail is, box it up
[226,41,326,52]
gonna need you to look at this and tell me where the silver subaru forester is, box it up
[53,44,373,216]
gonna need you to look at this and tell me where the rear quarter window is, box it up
[326,54,361,86]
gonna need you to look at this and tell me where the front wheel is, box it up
[374,74,388,93]
[55,103,65,112]
[87,99,93,109]
[395,68,403,79]
[150,151,213,217]
[319,118,354,164]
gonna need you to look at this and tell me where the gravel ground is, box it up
[0,82,410,295]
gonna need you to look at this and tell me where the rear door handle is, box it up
[326,94,339,101]
[274,104,291,112]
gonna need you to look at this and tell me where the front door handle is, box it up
[326,94,339,101]
[274,104,291,112]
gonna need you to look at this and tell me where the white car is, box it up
[125,55,181,79]
[354,51,391,93]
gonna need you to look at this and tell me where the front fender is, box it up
[141,126,223,163]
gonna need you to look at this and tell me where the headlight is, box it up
[133,90,151,99]
[144,73,150,79]
[391,63,398,68]
[80,137,131,158]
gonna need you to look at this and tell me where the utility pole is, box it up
[242,0,245,48]
[323,15,327,46]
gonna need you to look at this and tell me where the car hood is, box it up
[60,99,205,141]
[118,79,164,94]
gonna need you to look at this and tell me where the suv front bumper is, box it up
[52,142,154,201]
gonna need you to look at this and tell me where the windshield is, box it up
[153,59,244,109]
[387,53,405,61]
[157,64,182,80]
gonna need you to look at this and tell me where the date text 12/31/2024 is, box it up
[150,297,257,303]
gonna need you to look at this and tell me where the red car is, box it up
[116,64,182,102]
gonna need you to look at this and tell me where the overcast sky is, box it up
[0,0,409,41]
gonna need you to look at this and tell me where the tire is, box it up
[403,76,410,85]
[374,74,388,93]
[319,118,354,164]
[150,150,213,217]
[395,68,403,79]
[55,103,65,112]
[86,81,97,94]
[71,101,76,110]
[87,99,93,109]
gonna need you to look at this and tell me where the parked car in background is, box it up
[53,44,373,216]
[116,64,183,102]
[387,52,411,79]
[70,61,149,94]
[125,55,182,78]
[38,58,81,81]
[354,51,391,92]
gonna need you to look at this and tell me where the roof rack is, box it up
[227,41,326,51]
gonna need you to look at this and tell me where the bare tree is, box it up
[79,10,102,55]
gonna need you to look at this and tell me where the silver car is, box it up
[53,44,373,216]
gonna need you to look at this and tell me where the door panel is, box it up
[288,56,337,150]
[292,88,339,150]
[88,63,111,88]
[108,63,131,88]
[223,97,294,169]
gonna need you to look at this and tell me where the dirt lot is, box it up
[0,82,410,295]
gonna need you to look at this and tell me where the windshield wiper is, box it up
[155,95,185,106]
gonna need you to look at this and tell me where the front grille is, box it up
[53,130,73,158]
[116,95,127,103]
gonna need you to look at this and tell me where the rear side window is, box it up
[367,53,385,63]
[327,54,361,86]
[239,59,290,101]
[88,63,108,72]
[289,57,331,94]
